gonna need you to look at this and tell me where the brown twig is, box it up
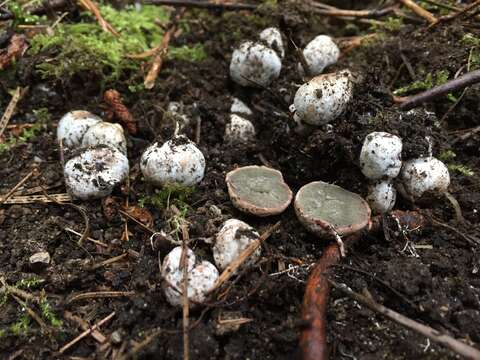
[0,87,27,139]
[10,294,48,331]
[397,0,437,23]
[212,221,280,292]
[64,311,107,344]
[396,69,480,110]
[64,227,109,248]
[144,26,175,89]
[145,0,256,10]
[104,89,137,134]
[77,0,119,36]
[90,253,129,270]
[309,2,396,18]
[429,0,480,28]
[301,211,427,360]
[59,312,115,354]
[67,291,135,303]
[2,193,72,204]
[330,280,480,359]
[0,169,37,204]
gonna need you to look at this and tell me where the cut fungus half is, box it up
[295,181,371,238]
[226,165,293,216]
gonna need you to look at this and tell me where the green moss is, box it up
[462,34,480,70]
[139,183,195,210]
[9,2,44,27]
[0,329,5,338]
[40,298,62,328]
[439,150,474,176]
[394,70,455,101]
[169,44,207,62]
[10,314,30,336]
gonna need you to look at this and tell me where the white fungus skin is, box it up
[64,146,129,200]
[400,157,450,200]
[140,136,205,187]
[82,122,127,154]
[224,114,256,143]
[213,219,260,271]
[300,35,340,76]
[57,110,102,148]
[366,180,397,214]
[230,41,282,87]
[230,98,253,116]
[360,132,403,180]
[259,27,284,58]
[293,70,353,126]
[161,246,219,307]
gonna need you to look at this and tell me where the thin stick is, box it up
[144,27,175,89]
[77,0,118,36]
[397,0,437,23]
[397,69,480,110]
[309,3,395,18]
[90,253,129,270]
[1,193,71,204]
[11,294,48,331]
[181,225,190,360]
[0,87,26,138]
[329,280,480,359]
[67,291,135,303]
[431,0,480,26]
[64,227,108,248]
[0,277,37,303]
[59,312,115,354]
[119,209,155,233]
[145,0,256,10]
[212,222,280,292]
[0,169,36,204]
[444,192,465,225]
[64,311,107,344]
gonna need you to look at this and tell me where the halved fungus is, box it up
[225,165,292,216]
[295,181,371,238]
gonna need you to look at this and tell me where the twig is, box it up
[145,0,256,10]
[181,224,190,360]
[0,86,26,139]
[0,169,36,204]
[64,227,109,248]
[397,0,437,23]
[90,253,129,270]
[444,192,465,225]
[67,291,135,303]
[64,311,107,343]
[144,27,175,89]
[309,2,395,18]
[119,209,155,234]
[59,312,115,354]
[429,0,480,28]
[0,277,38,303]
[77,0,119,36]
[212,221,280,292]
[1,193,72,204]
[10,294,48,331]
[329,280,480,359]
[397,69,480,110]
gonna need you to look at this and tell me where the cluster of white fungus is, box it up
[299,35,340,76]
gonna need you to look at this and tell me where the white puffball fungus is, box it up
[230,41,282,87]
[300,35,340,76]
[366,180,397,214]
[360,132,403,180]
[161,246,219,307]
[140,136,205,187]
[293,70,353,126]
[57,110,102,148]
[64,146,129,199]
[82,122,127,154]
[230,98,253,116]
[259,27,284,58]
[224,114,256,143]
[400,157,450,200]
[213,219,260,270]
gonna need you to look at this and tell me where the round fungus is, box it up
[229,41,282,87]
[259,27,284,58]
[300,35,340,76]
[140,136,205,187]
[224,114,256,143]
[213,219,260,270]
[161,246,219,307]
[360,132,403,180]
[226,166,293,216]
[57,110,102,148]
[400,157,450,200]
[293,70,353,126]
[294,181,371,237]
[82,122,127,154]
[366,180,397,214]
[64,146,129,200]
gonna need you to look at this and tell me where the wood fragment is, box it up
[0,87,27,139]
[0,169,36,204]
[212,222,280,292]
[67,291,135,303]
[397,0,437,23]
[77,0,119,36]
[1,193,71,204]
[397,69,480,110]
[90,253,129,270]
[64,311,107,344]
[146,0,256,10]
[144,27,175,89]
[59,312,115,354]
[429,0,480,27]
[330,280,480,359]
[11,294,48,331]
[0,35,28,70]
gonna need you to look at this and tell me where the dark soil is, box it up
[1,1,480,359]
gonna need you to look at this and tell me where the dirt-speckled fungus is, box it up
[226,165,293,216]
[295,181,371,238]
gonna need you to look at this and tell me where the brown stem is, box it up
[145,0,256,11]
[300,210,427,360]
[397,69,480,111]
